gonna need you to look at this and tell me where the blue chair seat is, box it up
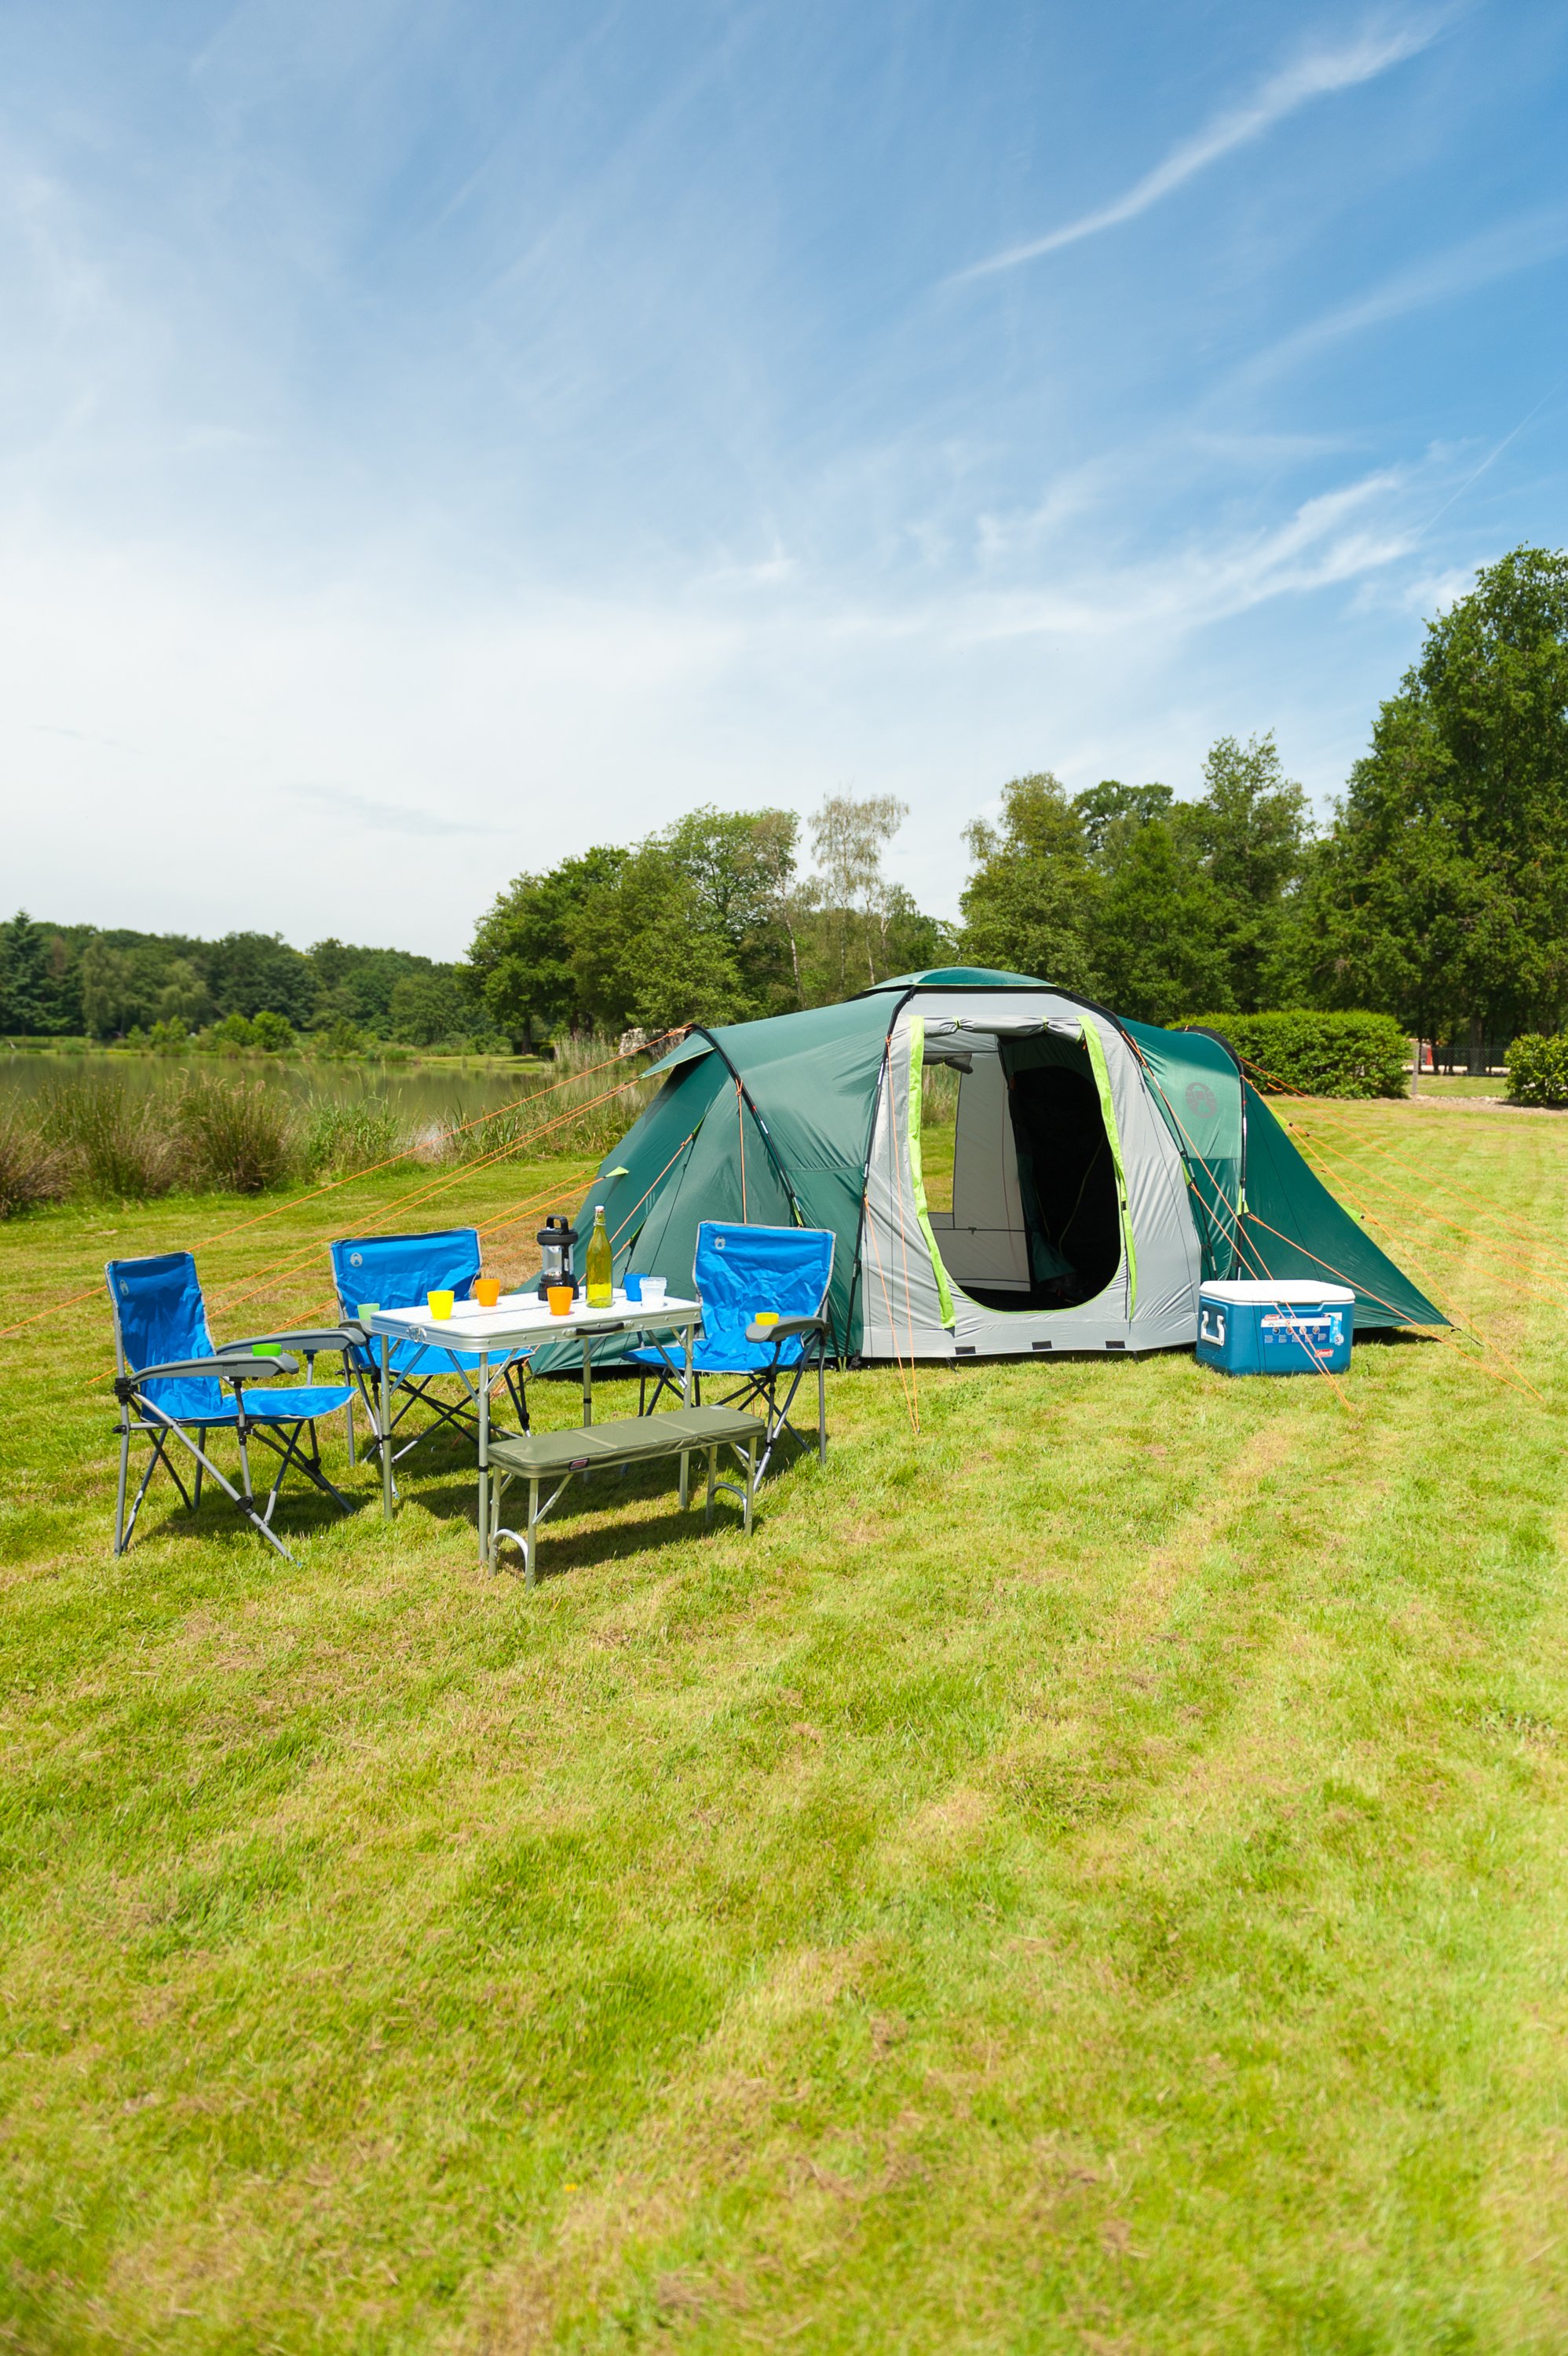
[627,1331,811,1377]
[131,1385,356,1429]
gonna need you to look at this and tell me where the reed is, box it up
[0,1110,71,1216]
[35,1077,181,1201]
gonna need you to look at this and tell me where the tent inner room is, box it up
[923,1028,1123,1311]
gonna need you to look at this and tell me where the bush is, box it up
[174,1076,297,1193]
[0,1110,70,1216]
[250,1010,295,1053]
[1504,1033,1568,1107]
[1183,1010,1409,1098]
[37,1079,181,1198]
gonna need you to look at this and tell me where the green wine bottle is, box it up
[585,1203,613,1308]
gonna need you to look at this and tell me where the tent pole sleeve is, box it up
[905,1015,955,1327]
[1082,1021,1136,1315]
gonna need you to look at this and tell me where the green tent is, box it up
[564,970,1444,1361]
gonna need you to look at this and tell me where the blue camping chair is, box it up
[329,1228,529,1483]
[629,1222,835,1476]
[107,1252,357,1560]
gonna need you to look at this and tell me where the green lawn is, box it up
[3,1105,1568,2352]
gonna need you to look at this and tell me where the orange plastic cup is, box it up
[547,1286,574,1317]
[474,1277,501,1308]
[428,1290,455,1320]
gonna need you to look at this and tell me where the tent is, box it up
[564,968,1444,1363]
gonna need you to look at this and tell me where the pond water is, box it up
[0,1049,546,1129]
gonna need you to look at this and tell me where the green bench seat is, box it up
[485,1406,764,1585]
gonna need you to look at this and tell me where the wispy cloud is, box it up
[951,19,1442,282]
[285,785,497,838]
[1238,208,1568,382]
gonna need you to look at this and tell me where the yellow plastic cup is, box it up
[474,1277,500,1308]
[428,1290,455,1320]
[754,1310,780,1327]
[547,1286,574,1317]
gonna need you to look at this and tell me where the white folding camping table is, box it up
[364,1292,702,1564]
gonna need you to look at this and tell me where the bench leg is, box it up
[704,1444,716,1525]
[744,1438,756,1534]
[679,1449,689,1511]
[525,1476,539,1589]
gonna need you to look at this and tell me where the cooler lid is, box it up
[1200,1280,1355,1307]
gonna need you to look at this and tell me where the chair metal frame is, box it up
[631,1224,835,1477]
[108,1258,359,1562]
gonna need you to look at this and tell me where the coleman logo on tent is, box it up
[1185,1081,1218,1119]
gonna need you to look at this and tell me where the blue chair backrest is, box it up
[107,1251,224,1419]
[330,1227,481,1322]
[693,1223,835,1340]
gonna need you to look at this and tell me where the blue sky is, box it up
[3,0,1566,957]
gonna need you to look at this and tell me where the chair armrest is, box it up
[221,1327,360,1355]
[115,1353,299,1402]
[745,1315,830,1344]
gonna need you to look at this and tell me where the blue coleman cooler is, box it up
[1196,1281,1355,1377]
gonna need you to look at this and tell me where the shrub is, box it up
[0,1110,70,1216]
[1182,1010,1409,1099]
[37,1079,181,1198]
[250,1010,295,1053]
[1504,1033,1568,1107]
[174,1076,297,1193]
[210,1012,256,1051]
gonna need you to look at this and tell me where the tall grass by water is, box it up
[0,1034,653,1212]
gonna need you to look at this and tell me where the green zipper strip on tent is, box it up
[1080,1019,1137,1315]
[905,1015,956,1327]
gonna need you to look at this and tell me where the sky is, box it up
[2,0,1566,959]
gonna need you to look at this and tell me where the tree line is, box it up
[7,545,1564,1058]
[0,923,477,1051]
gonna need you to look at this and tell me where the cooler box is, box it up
[1196,1281,1354,1377]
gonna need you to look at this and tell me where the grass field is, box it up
[4,1099,1568,2352]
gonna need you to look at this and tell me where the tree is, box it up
[155,958,210,1028]
[809,793,909,991]
[659,806,799,1012]
[1187,734,1307,1012]
[958,774,1100,990]
[0,912,75,1035]
[203,932,316,1026]
[1090,817,1236,1024]
[569,845,748,1033]
[387,970,480,1047]
[1302,547,1568,1041]
[465,848,627,1049]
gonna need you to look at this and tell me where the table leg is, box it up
[477,1346,490,1571]
[379,1334,393,1521]
[678,1317,693,1509]
[581,1333,594,1428]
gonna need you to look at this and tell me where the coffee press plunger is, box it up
[535,1214,578,1300]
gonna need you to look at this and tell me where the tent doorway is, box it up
[925,1031,1123,1312]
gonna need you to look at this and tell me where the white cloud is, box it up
[952,18,1442,281]
[1241,209,1568,383]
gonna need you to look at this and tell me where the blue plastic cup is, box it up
[623,1271,645,1302]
